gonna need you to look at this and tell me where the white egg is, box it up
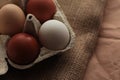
[39,20,70,50]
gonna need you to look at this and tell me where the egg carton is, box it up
[0,0,75,75]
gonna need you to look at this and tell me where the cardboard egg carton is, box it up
[0,0,75,75]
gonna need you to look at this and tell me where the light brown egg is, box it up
[0,4,25,36]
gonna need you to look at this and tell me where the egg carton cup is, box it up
[0,0,75,75]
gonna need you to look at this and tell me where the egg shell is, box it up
[39,20,70,50]
[7,33,40,65]
[0,4,25,36]
[26,0,56,23]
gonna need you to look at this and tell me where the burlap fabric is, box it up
[0,0,106,80]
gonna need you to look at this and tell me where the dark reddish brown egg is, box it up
[26,0,56,23]
[7,33,40,65]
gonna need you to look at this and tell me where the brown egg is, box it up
[7,33,40,65]
[0,4,25,36]
[26,0,56,23]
